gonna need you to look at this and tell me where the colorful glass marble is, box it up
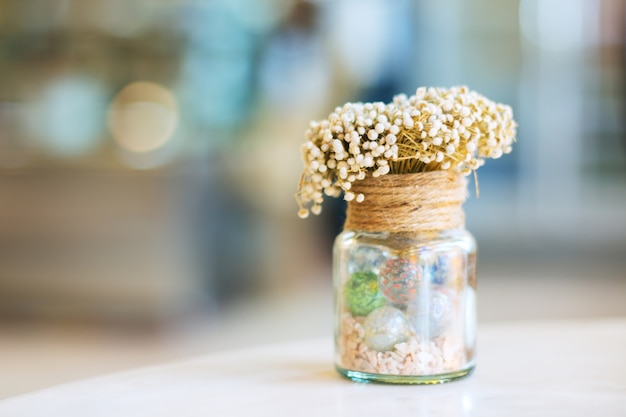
[363,306,410,352]
[378,258,422,304]
[343,271,386,316]
[348,245,387,275]
[406,290,454,338]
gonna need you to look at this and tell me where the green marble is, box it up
[343,271,386,316]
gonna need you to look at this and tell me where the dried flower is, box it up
[296,86,517,217]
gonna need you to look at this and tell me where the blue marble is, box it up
[348,246,387,275]
[406,290,454,338]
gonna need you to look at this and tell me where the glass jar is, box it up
[333,172,477,384]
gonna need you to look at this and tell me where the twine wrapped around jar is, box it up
[344,171,467,233]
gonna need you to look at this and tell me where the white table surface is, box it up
[1,318,625,417]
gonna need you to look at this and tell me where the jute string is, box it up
[344,171,467,233]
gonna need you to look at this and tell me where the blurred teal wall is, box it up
[0,0,624,322]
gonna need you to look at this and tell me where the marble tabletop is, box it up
[1,318,625,417]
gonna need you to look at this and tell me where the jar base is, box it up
[335,364,474,385]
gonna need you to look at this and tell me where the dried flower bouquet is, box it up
[296,86,517,217]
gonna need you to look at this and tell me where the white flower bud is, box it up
[403,113,414,128]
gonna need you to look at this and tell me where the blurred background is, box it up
[0,0,625,398]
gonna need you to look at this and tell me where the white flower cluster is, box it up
[296,86,516,218]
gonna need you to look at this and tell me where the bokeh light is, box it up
[519,0,596,52]
[24,75,108,158]
[324,0,393,86]
[107,81,178,155]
